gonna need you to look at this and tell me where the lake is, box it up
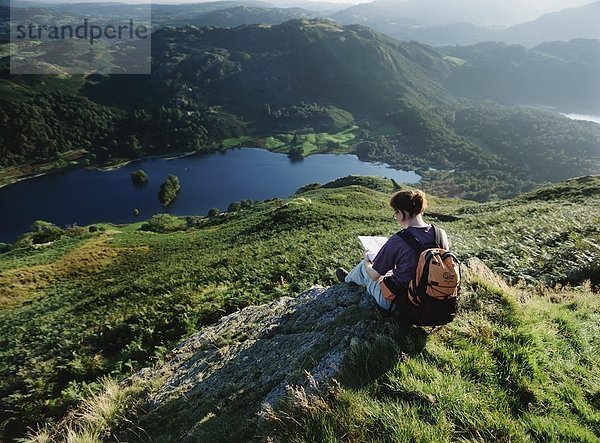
[0,148,420,243]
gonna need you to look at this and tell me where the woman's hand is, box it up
[363,253,382,281]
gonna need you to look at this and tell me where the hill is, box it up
[0,20,454,169]
[6,0,318,29]
[502,1,600,47]
[331,0,576,27]
[331,0,503,47]
[380,22,498,48]
[139,20,452,116]
[332,0,600,47]
[1,175,599,441]
[442,39,600,113]
[273,0,351,14]
[1,19,599,200]
[33,261,600,442]
[11,0,271,20]
[175,5,317,27]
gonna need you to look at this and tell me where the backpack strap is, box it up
[397,225,441,252]
[433,225,443,249]
[397,229,424,254]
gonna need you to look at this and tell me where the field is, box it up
[218,126,360,157]
[267,277,599,443]
[0,175,599,441]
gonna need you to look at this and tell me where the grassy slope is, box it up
[1,175,599,441]
[267,275,599,443]
[30,270,600,443]
[451,175,600,286]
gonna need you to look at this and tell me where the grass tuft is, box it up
[24,375,161,443]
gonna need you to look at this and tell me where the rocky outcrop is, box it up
[123,259,492,441]
[130,283,386,441]
[108,258,496,442]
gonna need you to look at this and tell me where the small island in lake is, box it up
[158,175,181,207]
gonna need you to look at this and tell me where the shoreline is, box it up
[0,125,365,190]
[0,126,365,190]
[0,172,50,190]
[0,150,202,190]
[94,150,199,172]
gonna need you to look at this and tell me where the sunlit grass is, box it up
[1,175,598,440]
[266,277,600,442]
[443,55,466,66]
[25,375,163,443]
[230,127,360,156]
[219,135,256,148]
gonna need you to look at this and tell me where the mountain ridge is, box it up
[332,0,600,46]
[173,5,318,28]
[502,0,600,46]
[442,39,600,112]
[1,19,599,201]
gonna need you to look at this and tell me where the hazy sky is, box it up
[25,0,596,18]
[30,0,374,3]
[159,0,588,5]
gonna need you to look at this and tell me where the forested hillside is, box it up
[1,19,598,200]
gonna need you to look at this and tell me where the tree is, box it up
[126,135,143,157]
[207,208,220,218]
[131,170,149,186]
[29,220,64,244]
[228,201,242,212]
[288,145,304,160]
[141,214,182,233]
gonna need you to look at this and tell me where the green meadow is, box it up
[0,175,598,441]
[268,277,599,443]
[217,125,360,156]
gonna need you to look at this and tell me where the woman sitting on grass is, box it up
[336,189,449,312]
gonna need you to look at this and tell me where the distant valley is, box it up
[442,39,600,112]
[1,16,598,202]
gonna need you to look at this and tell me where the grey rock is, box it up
[133,283,384,439]
[121,259,495,441]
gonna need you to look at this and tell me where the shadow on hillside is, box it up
[117,285,430,442]
[336,317,429,390]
